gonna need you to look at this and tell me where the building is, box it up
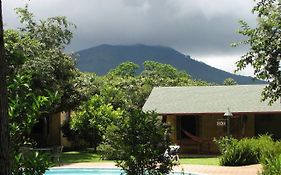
[143,85,281,153]
[30,112,71,147]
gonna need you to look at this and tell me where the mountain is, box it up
[76,44,263,84]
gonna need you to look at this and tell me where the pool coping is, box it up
[52,162,261,175]
[49,168,206,175]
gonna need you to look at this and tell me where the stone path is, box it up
[175,164,262,175]
[58,162,262,175]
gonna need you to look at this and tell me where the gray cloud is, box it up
[3,0,256,57]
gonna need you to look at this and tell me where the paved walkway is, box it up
[58,162,262,175]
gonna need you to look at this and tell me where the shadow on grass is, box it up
[59,151,219,166]
[60,151,113,164]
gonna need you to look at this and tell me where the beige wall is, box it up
[166,115,177,143]
[46,112,72,147]
[60,112,72,147]
[47,113,61,146]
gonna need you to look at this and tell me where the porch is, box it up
[164,113,281,154]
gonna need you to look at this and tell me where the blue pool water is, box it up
[45,168,200,175]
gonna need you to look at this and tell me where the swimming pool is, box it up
[45,168,202,175]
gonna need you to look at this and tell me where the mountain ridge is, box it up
[75,44,263,84]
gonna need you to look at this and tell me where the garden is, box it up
[1,0,281,174]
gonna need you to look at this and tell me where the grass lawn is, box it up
[60,151,113,164]
[179,156,219,165]
[60,151,220,165]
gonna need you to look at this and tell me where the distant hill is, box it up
[76,44,263,84]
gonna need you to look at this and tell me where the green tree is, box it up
[11,6,81,113]
[4,6,82,173]
[4,7,78,146]
[70,95,123,149]
[141,61,207,87]
[108,61,139,77]
[8,75,57,174]
[101,61,207,110]
[8,74,57,150]
[16,5,74,50]
[99,109,176,175]
[223,78,237,86]
[64,61,208,153]
[0,0,11,174]
[235,0,281,104]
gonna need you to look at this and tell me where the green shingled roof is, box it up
[142,85,281,114]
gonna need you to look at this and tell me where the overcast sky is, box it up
[3,0,257,76]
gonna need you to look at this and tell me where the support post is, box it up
[224,107,233,137]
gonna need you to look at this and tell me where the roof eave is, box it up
[159,111,281,116]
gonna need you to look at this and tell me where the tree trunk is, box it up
[0,0,11,174]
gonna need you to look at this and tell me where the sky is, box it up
[3,0,257,76]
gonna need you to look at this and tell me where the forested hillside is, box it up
[76,44,264,84]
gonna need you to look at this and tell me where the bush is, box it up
[98,109,177,175]
[260,154,281,175]
[66,95,123,150]
[215,135,277,166]
[259,140,281,175]
[12,150,51,175]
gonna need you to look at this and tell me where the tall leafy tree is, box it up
[108,61,139,77]
[63,61,208,150]
[0,1,11,174]
[102,61,207,109]
[223,78,238,86]
[3,6,85,173]
[3,6,82,116]
[236,0,281,104]
[69,95,123,149]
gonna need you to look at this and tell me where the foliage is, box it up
[69,95,123,149]
[5,6,83,173]
[259,140,281,175]
[74,72,100,100]
[61,61,208,151]
[216,136,260,166]
[108,61,139,77]
[0,0,10,173]
[100,61,208,110]
[15,5,75,50]
[215,135,280,166]
[12,150,51,175]
[5,5,82,143]
[141,61,203,87]
[235,0,281,104]
[223,78,237,85]
[260,154,281,175]
[8,6,82,113]
[8,74,57,151]
[99,109,176,175]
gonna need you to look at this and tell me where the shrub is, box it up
[260,154,281,175]
[215,135,277,166]
[98,109,177,175]
[12,151,51,175]
[67,95,123,150]
[259,140,281,175]
[216,137,259,166]
[255,135,278,162]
